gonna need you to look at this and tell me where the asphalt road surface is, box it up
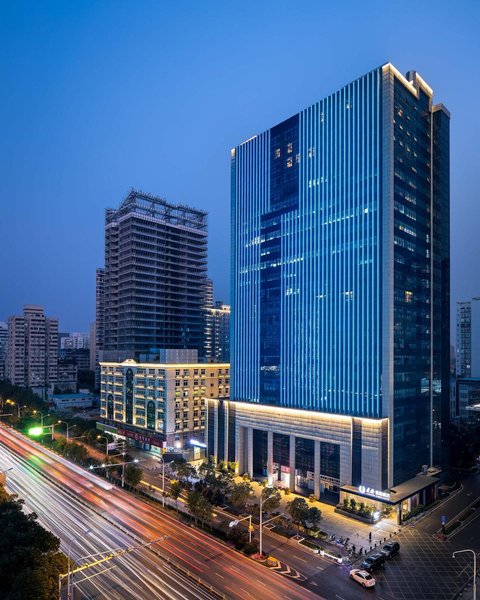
[0,425,320,600]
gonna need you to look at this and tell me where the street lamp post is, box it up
[259,487,275,558]
[33,410,49,427]
[229,515,253,543]
[97,435,110,457]
[89,459,139,488]
[6,401,28,419]
[158,454,166,507]
[453,550,477,600]
[65,528,92,600]
[57,421,76,442]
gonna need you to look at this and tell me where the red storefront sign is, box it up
[117,428,165,448]
[280,465,290,474]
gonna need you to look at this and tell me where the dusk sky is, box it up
[1,1,479,337]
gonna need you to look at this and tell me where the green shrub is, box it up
[243,541,259,555]
[309,493,317,503]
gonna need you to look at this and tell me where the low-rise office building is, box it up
[99,349,229,454]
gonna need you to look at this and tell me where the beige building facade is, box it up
[100,353,229,451]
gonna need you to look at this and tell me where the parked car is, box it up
[350,569,376,588]
[361,552,386,571]
[381,541,400,559]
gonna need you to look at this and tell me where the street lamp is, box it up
[89,458,139,488]
[57,421,76,442]
[453,550,477,600]
[158,453,166,507]
[229,515,253,543]
[5,400,27,418]
[259,487,275,558]
[33,410,49,427]
[96,435,110,457]
[65,527,93,600]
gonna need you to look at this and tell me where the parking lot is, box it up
[312,526,476,600]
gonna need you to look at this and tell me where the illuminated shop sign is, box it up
[358,485,392,501]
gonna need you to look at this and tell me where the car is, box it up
[360,552,386,571]
[350,569,376,588]
[381,541,400,559]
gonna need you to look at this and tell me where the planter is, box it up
[334,507,375,524]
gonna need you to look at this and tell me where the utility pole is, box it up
[59,535,166,599]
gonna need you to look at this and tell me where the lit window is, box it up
[275,148,281,158]
[405,291,413,303]
[287,142,293,154]
[286,157,293,168]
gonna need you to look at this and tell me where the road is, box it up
[0,435,218,600]
[0,425,320,600]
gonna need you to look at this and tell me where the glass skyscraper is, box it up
[227,63,449,502]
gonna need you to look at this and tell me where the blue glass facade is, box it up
[232,67,383,417]
[231,64,449,486]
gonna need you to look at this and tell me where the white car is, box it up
[350,568,376,588]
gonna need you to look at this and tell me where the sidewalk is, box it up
[246,479,399,554]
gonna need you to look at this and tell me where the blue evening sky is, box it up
[1,0,479,336]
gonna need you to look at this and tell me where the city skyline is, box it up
[1,1,480,333]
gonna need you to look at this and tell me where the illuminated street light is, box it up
[57,420,76,441]
[28,426,44,436]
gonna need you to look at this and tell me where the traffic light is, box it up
[28,427,43,436]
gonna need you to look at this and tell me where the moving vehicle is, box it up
[349,569,376,588]
[360,552,386,571]
[381,541,400,559]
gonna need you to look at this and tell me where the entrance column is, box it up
[289,435,296,492]
[314,440,321,499]
[247,427,254,478]
[236,426,245,475]
[267,430,274,485]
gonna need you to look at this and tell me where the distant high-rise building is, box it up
[205,301,231,362]
[214,64,450,521]
[89,321,96,372]
[205,278,214,310]
[60,332,90,350]
[456,298,480,378]
[0,321,7,379]
[91,267,105,383]
[6,305,58,392]
[103,190,208,359]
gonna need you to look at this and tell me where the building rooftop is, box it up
[106,189,207,232]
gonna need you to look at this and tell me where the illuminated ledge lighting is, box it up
[229,400,388,425]
[100,361,230,368]
[238,135,257,147]
[382,63,433,98]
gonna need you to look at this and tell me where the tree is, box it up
[229,481,253,511]
[171,459,197,487]
[286,497,309,536]
[124,464,143,488]
[187,491,213,528]
[198,458,217,479]
[307,506,322,529]
[261,487,281,514]
[170,480,182,511]
[0,486,68,600]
